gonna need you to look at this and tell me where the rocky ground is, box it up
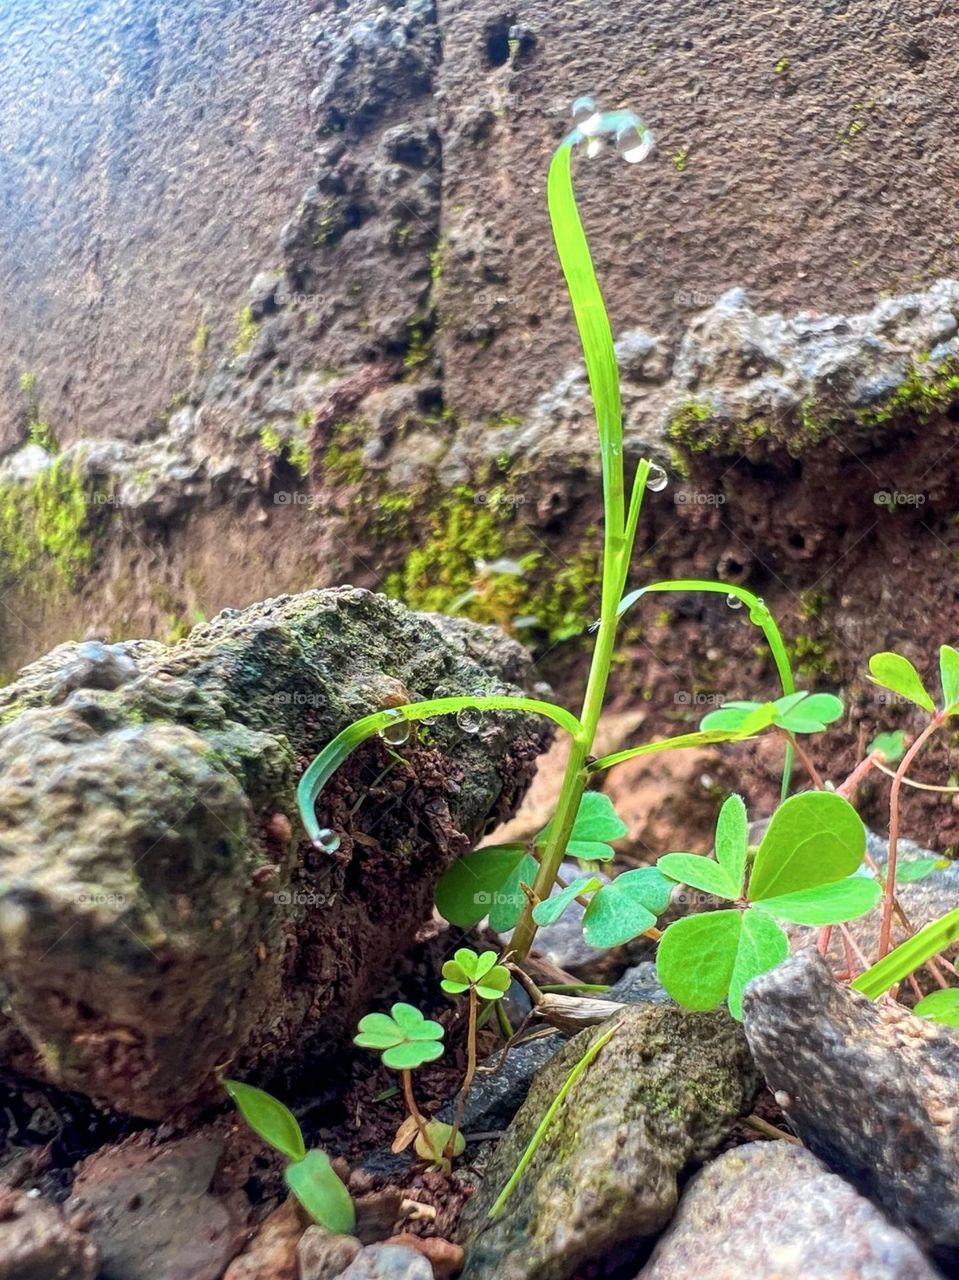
[0,591,956,1279]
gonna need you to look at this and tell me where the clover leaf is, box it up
[354,1002,445,1069]
[700,691,844,735]
[914,988,959,1027]
[656,791,878,1019]
[868,652,934,713]
[441,948,511,1000]
[536,791,628,861]
[868,729,907,763]
[434,844,538,932]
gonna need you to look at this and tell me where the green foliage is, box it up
[868,652,935,712]
[354,1002,445,1070]
[284,1151,356,1233]
[536,790,627,861]
[896,856,949,884]
[581,867,674,948]
[224,1079,305,1161]
[701,691,844,735]
[224,1080,355,1233]
[441,948,510,1000]
[656,793,876,1018]
[852,907,959,999]
[435,844,537,932]
[868,729,907,762]
[913,988,959,1027]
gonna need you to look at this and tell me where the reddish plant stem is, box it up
[401,1069,432,1153]
[836,751,881,800]
[781,731,825,790]
[445,986,478,1157]
[880,713,947,960]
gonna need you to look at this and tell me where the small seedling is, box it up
[224,1080,354,1232]
[354,1003,451,1164]
[440,948,510,1156]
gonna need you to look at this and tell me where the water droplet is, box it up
[748,597,767,624]
[456,708,482,734]
[726,593,743,610]
[314,828,341,855]
[647,464,668,492]
[616,120,653,164]
[379,718,411,746]
[571,95,597,124]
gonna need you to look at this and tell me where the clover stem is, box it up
[880,713,946,959]
[780,730,825,791]
[836,750,882,799]
[401,1070,432,1151]
[446,985,479,1157]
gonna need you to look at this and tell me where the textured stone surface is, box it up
[638,1142,941,1280]
[0,589,547,1116]
[0,1186,98,1280]
[460,1004,759,1280]
[742,951,959,1267]
[65,1134,243,1280]
[340,1243,434,1280]
[297,1225,362,1280]
[225,1197,308,1280]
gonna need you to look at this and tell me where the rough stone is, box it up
[0,589,548,1116]
[297,1225,362,1280]
[0,1186,98,1280]
[339,1243,434,1280]
[638,1142,941,1280]
[65,1134,244,1280]
[742,950,959,1268]
[384,1236,464,1280]
[460,1004,759,1280]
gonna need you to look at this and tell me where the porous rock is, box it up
[0,1186,98,1280]
[65,1134,243,1280]
[742,950,959,1267]
[638,1142,941,1280]
[460,1004,759,1280]
[0,589,548,1116]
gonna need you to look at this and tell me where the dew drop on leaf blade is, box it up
[379,719,411,746]
[314,827,341,855]
[456,708,481,734]
[616,120,653,163]
[726,593,743,610]
[571,95,597,124]
[647,464,668,492]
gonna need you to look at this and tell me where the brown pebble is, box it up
[385,1234,464,1280]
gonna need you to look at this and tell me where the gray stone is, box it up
[639,1142,941,1280]
[607,962,670,1004]
[297,1226,362,1280]
[339,1244,433,1280]
[0,1187,98,1280]
[65,1135,243,1280]
[0,589,548,1116]
[460,1004,760,1280]
[742,951,959,1268]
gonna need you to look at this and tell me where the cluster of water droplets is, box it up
[569,96,653,164]
[725,593,768,625]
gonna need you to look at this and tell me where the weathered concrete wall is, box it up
[0,0,314,450]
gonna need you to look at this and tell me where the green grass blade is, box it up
[487,1018,621,1220]
[548,139,624,611]
[617,579,797,795]
[297,696,585,844]
[851,906,959,999]
[587,726,762,774]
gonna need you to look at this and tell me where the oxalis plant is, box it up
[241,97,959,1183]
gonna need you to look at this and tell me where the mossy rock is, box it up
[0,589,549,1118]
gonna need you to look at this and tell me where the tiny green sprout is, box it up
[441,948,510,1000]
[355,1003,447,1167]
[354,1002,445,1070]
[224,1080,354,1233]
